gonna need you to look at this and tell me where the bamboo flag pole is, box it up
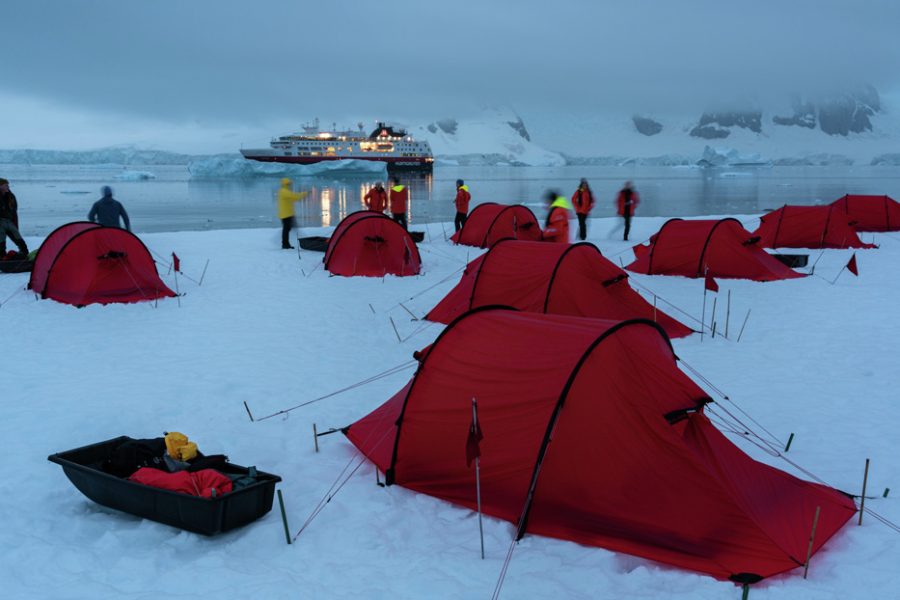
[725,289,731,338]
[859,458,870,525]
[471,398,485,560]
[700,283,708,343]
[803,506,822,579]
[710,297,718,339]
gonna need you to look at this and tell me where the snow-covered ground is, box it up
[1,215,897,599]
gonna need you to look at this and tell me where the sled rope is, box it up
[253,361,417,421]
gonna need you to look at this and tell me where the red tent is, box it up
[324,211,421,277]
[346,308,855,581]
[753,205,876,249]
[830,194,900,232]
[450,202,542,248]
[626,218,805,281]
[426,240,692,338]
[28,222,176,306]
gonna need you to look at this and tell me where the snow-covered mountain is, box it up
[2,88,899,167]
[412,107,566,167]
[526,86,900,166]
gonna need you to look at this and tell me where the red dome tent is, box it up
[323,211,421,277]
[346,308,855,581]
[752,205,876,249]
[625,218,805,281]
[450,202,542,248]
[830,194,900,232]
[28,222,176,307]
[426,240,692,338]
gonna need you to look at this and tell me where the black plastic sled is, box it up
[300,231,424,253]
[48,436,282,535]
[0,256,33,273]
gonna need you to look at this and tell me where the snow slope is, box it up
[1,215,897,599]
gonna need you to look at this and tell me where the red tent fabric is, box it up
[830,194,900,232]
[626,218,805,281]
[426,240,692,338]
[753,205,876,249]
[450,202,542,248]
[28,222,176,306]
[346,308,855,581]
[323,211,421,277]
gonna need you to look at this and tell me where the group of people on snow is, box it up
[280,175,639,248]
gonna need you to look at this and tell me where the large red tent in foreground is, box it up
[426,240,692,338]
[626,218,805,281]
[830,194,900,232]
[346,308,855,581]
[323,211,421,277]
[450,202,542,248]
[28,222,175,307]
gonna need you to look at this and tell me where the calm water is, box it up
[4,163,900,236]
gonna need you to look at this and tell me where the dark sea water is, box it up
[4,163,900,236]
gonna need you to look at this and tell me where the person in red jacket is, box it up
[453,179,471,232]
[542,189,572,244]
[389,175,408,230]
[613,180,640,241]
[364,181,387,213]
[571,178,594,241]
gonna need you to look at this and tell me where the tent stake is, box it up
[784,432,794,452]
[399,302,419,321]
[884,488,890,498]
[389,317,402,343]
[243,401,255,422]
[859,458,870,525]
[313,423,319,453]
[725,289,731,338]
[737,309,751,342]
[277,489,292,545]
[368,303,376,314]
[652,294,657,322]
[741,583,750,600]
[710,297,718,338]
[376,468,385,487]
[803,506,821,579]
[700,284,708,343]
[173,269,181,308]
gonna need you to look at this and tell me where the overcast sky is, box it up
[3,0,899,152]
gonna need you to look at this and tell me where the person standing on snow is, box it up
[453,179,471,232]
[277,178,308,249]
[364,181,388,213]
[612,180,640,241]
[88,186,131,231]
[542,189,572,244]
[0,178,28,256]
[389,175,409,230]
[571,178,595,241]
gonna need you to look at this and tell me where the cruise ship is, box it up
[240,119,434,172]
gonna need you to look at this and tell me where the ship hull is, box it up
[241,152,433,172]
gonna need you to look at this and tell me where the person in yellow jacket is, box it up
[277,178,309,249]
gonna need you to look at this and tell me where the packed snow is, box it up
[1,209,898,599]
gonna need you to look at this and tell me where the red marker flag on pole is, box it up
[846,253,858,276]
[704,273,719,293]
[172,252,181,273]
[466,402,483,468]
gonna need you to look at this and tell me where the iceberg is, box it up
[188,157,387,178]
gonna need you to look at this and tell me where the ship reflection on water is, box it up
[295,173,434,229]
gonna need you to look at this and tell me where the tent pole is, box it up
[859,458,870,525]
[652,294,657,322]
[803,506,822,578]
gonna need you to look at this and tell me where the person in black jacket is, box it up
[88,186,131,230]
[0,178,29,256]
